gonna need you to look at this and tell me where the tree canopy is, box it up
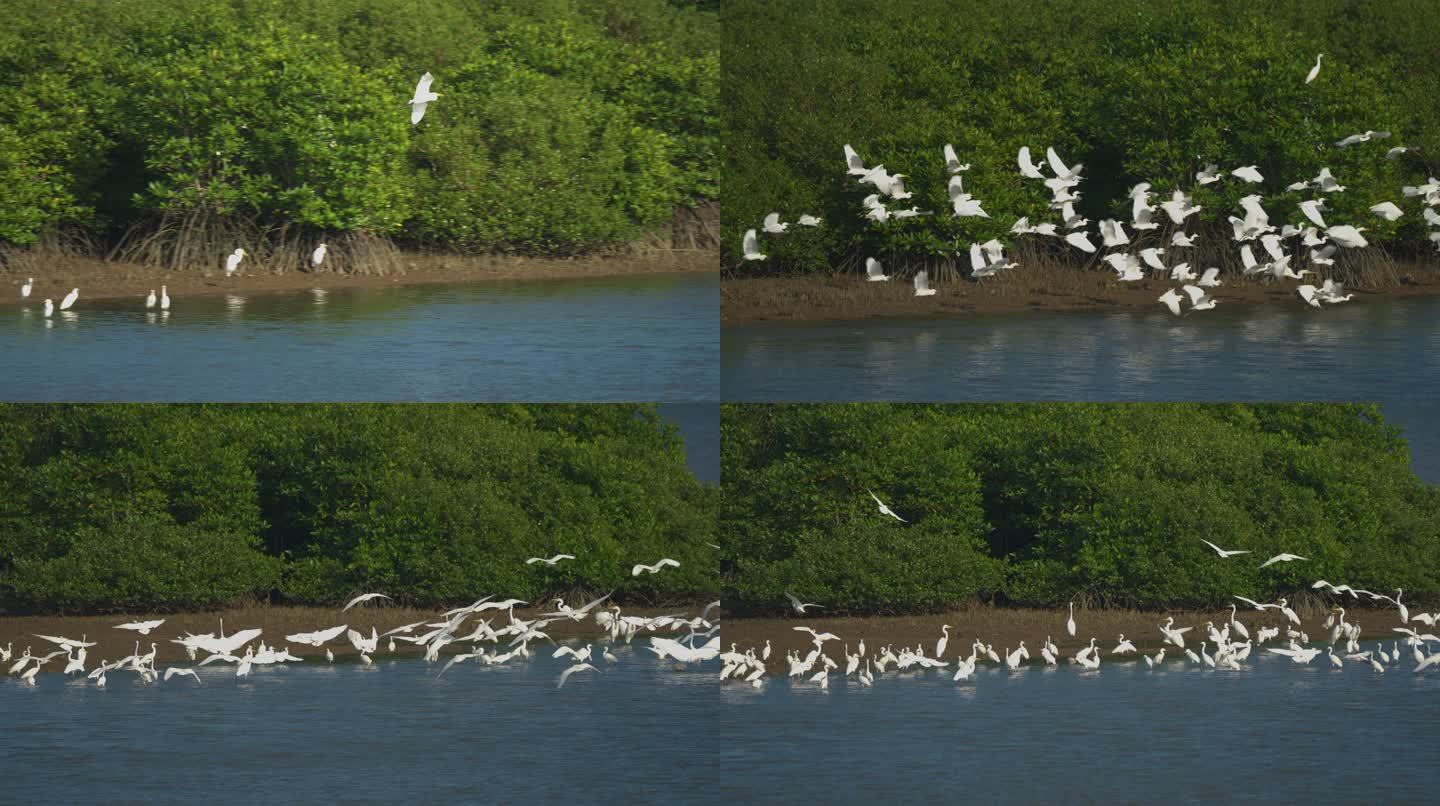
[722,403,1440,613]
[0,404,716,614]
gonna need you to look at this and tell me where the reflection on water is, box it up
[1,647,718,802]
[724,296,1440,402]
[724,297,1440,483]
[718,646,1440,800]
[4,272,718,401]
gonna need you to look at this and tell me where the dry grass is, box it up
[720,605,1409,674]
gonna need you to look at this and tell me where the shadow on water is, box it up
[4,273,718,402]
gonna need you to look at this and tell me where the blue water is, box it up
[722,295,1440,403]
[2,272,718,402]
[1,646,717,803]
[717,646,1440,801]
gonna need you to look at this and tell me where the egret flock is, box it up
[2,552,718,691]
[740,54,1440,315]
[718,492,1440,690]
[11,72,437,318]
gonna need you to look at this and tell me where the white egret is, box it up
[525,554,576,566]
[341,592,391,611]
[741,228,766,261]
[1200,539,1250,558]
[762,213,789,234]
[797,214,822,227]
[312,243,327,268]
[1017,146,1046,179]
[116,620,166,636]
[783,591,823,615]
[913,270,937,297]
[867,490,907,522]
[20,277,32,298]
[225,248,246,276]
[1196,267,1221,288]
[1182,285,1217,311]
[159,285,170,310]
[1066,602,1077,637]
[1370,202,1403,221]
[1158,288,1184,316]
[145,289,156,308]
[1064,231,1096,253]
[1335,130,1390,148]
[1260,553,1308,568]
[631,558,680,576]
[1230,165,1264,183]
[1305,54,1323,84]
[408,72,439,124]
[60,288,78,310]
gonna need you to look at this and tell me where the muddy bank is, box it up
[721,607,1411,673]
[0,251,716,308]
[0,603,703,670]
[721,264,1440,326]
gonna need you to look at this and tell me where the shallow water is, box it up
[3,272,718,401]
[717,645,1440,801]
[722,295,1440,403]
[1,645,716,803]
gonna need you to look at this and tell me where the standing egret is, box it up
[936,625,951,659]
[20,277,32,298]
[1305,54,1323,84]
[408,72,439,124]
[312,243,327,268]
[226,248,246,276]
[1066,602,1077,637]
[60,288,78,310]
[160,285,170,310]
[43,299,53,317]
[146,289,157,308]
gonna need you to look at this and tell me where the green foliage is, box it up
[723,0,1440,273]
[0,0,716,255]
[0,404,715,614]
[722,403,1440,613]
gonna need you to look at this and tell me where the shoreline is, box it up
[721,265,1440,326]
[720,607,1412,673]
[0,602,709,671]
[1,251,716,307]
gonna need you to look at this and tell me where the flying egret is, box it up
[867,490,907,522]
[116,620,166,636]
[312,243,327,268]
[784,591,823,615]
[1200,539,1250,558]
[1325,225,1369,248]
[164,667,202,684]
[1305,54,1323,84]
[525,554,576,566]
[1196,267,1221,288]
[1260,553,1308,568]
[913,270,937,297]
[1064,231,1095,253]
[1230,165,1264,183]
[762,213,789,234]
[865,258,889,282]
[843,144,868,175]
[1335,130,1390,148]
[408,72,439,124]
[60,288,78,310]
[631,558,680,576]
[1182,285,1217,311]
[741,229,766,261]
[1158,288,1184,316]
[1370,202,1403,221]
[797,214,822,226]
[341,592,391,611]
[1017,146,1046,179]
